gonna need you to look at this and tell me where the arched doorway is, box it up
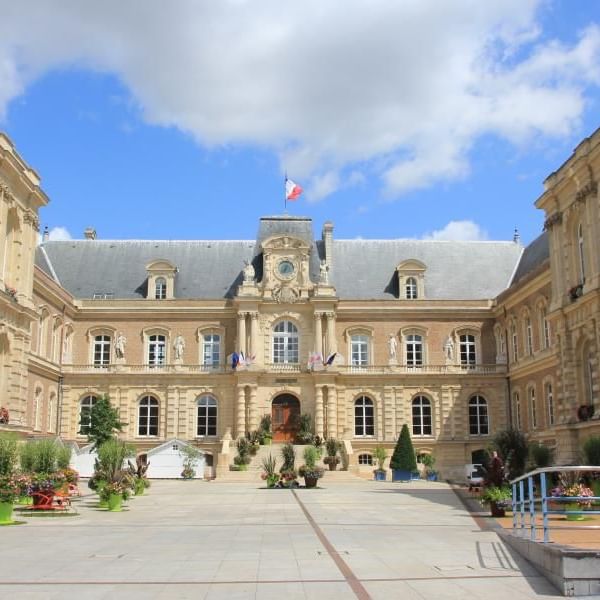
[272,394,300,442]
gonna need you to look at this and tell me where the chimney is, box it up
[84,227,97,240]
[42,226,49,242]
[322,221,334,269]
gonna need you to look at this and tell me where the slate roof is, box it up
[36,216,524,301]
[509,231,549,286]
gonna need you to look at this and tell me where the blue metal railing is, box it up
[509,466,600,543]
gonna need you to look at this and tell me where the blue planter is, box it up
[426,473,438,481]
[410,472,421,480]
[373,470,386,481]
[392,469,412,482]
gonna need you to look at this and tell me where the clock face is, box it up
[277,260,295,278]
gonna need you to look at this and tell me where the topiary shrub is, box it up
[582,436,600,466]
[390,424,417,472]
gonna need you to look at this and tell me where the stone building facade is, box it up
[1,129,599,479]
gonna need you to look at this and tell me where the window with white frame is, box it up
[93,335,111,366]
[468,395,489,435]
[354,396,374,436]
[79,395,98,435]
[405,277,418,299]
[148,334,166,366]
[197,395,218,436]
[47,392,56,433]
[540,306,551,349]
[351,334,369,367]
[577,222,586,282]
[525,317,533,356]
[545,382,554,426]
[202,333,221,367]
[412,395,432,436]
[511,322,518,363]
[33,387,42,431]
[155,277,167,300]
[459,334,476,366]
[513,392,521,429]
[358,453,373,465]
[273,321,299,363]
[138,395,159,436]
[405,334,423,367]
[529,387,537,429]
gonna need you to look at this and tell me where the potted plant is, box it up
[421,454,438,481]
[298,446,324,488]
[295,414,315,445]
[128,455,151,494]
[480,485,512,517]
[261,453,279,488]
[180,444,201,479]
[373,446,387,481]
[390,424,418,481]
[0,435,19,524]
[323,438,340,471]
[232,437,252,471]
[259,415,272,445]
[94,438,135,511]
[279,443,298,487]
[100,480,131,512]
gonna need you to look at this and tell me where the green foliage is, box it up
[19,441,36,472]
[280,442,296,472]
[30,439,59,474]
[303,445,320,469]
[235,437,252,465]
[56,445,72,470]
[420,453,435,469]
[492,428,528,479]
[582,436,600,466]
[529,442,554,469]
[261,453,278,478]
[480,485,512,506]
[85,394,124,450]
[325,438,340,457]
[296,413,314,444]
[0,434,18,477]
[259,414,272,435]
[373,446,387,470]
[96,438,134,483]
[180,444,201,478]
[390,424,417,471]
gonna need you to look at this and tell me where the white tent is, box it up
[145,439,207,479]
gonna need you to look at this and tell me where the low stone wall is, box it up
[498,530,600,597]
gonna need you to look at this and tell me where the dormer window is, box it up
[145,260,177,300]
[155,277,167,300]
[396,259,426,300]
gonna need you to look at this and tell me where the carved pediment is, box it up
[261,235,311,252]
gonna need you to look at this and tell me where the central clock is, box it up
[277,259,296,278]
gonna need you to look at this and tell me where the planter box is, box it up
[374,470,386,481]
[392,469,412,482]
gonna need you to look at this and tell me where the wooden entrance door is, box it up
[272,395,300,442]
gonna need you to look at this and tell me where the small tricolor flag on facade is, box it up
[285,178,303,201]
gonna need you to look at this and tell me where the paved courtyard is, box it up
[0,479,565,599]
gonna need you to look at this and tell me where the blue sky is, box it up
[1,1,599,245]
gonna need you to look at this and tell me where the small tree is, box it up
[86,394,125,450]
[390,424,417,472]
[492,428,528,479]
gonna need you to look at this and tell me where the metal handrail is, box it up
[508,466,600,543]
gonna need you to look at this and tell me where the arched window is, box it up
[197,395,217,436]
[273,321,298,363]
[155,277,167,300]
[148,334,166,366]
[539,305,551,350]
[93,335,111,367]
[511,322,518,363]
[354,396,374,437]
[545,382,554,426]
[79,395,98,435]
[577,223,586,282]
[202,333,221,367]
[405,277,418,299]
[468,395,489,435]
[529,387,537,430]
[459,334,476,366]
[405,334,423,367]
[513,392,521,429]
[138,396,159,436]
[350,334,369,367]
[525,317,533,356]
[358,453,373,465]
[412,396,432,436]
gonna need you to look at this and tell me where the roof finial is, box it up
[42,225,49,242]
[513,227,520,244]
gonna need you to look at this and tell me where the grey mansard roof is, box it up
[509,231,549,286]
[35,216,524,301]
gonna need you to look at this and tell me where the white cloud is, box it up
[47,226,73,241]
[1,1,599,199]
[422,221,489,241]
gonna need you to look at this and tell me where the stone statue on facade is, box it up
[319,260,329,284]
[243,259,255,283]
[444,335,454,362]
[388,333,398,360]
[174,333,185,361]
[115,332,127,359]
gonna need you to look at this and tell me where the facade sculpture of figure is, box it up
[174,333,185,360]
[319,260,329,284]
[388,333,398,359]
[444,335,454,361]
[243,259,255,283]
[115,332,127,359]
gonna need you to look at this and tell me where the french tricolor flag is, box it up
[285,178,303,201]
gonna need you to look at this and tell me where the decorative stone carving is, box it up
[319,260,329,284]
[173,333,185,360]
[23,210,40,231]
[575,181,598,203]
[543,212,563,230]
[243,260,255,283]
[115,332,126,359]
[273,285,299,304]
[444,335,454,362]
[387,334,398,360]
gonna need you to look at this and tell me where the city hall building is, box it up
[1,129,599,479]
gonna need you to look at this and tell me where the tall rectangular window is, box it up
[526,319,533,356]
[351,335,369,367]
[405,334,423,367]
[148,334,166,366]
[545,383,554,426]
[93,335,111,366]
[203,334,221,366]
[530,387,537,429]
[459,334,476,366]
